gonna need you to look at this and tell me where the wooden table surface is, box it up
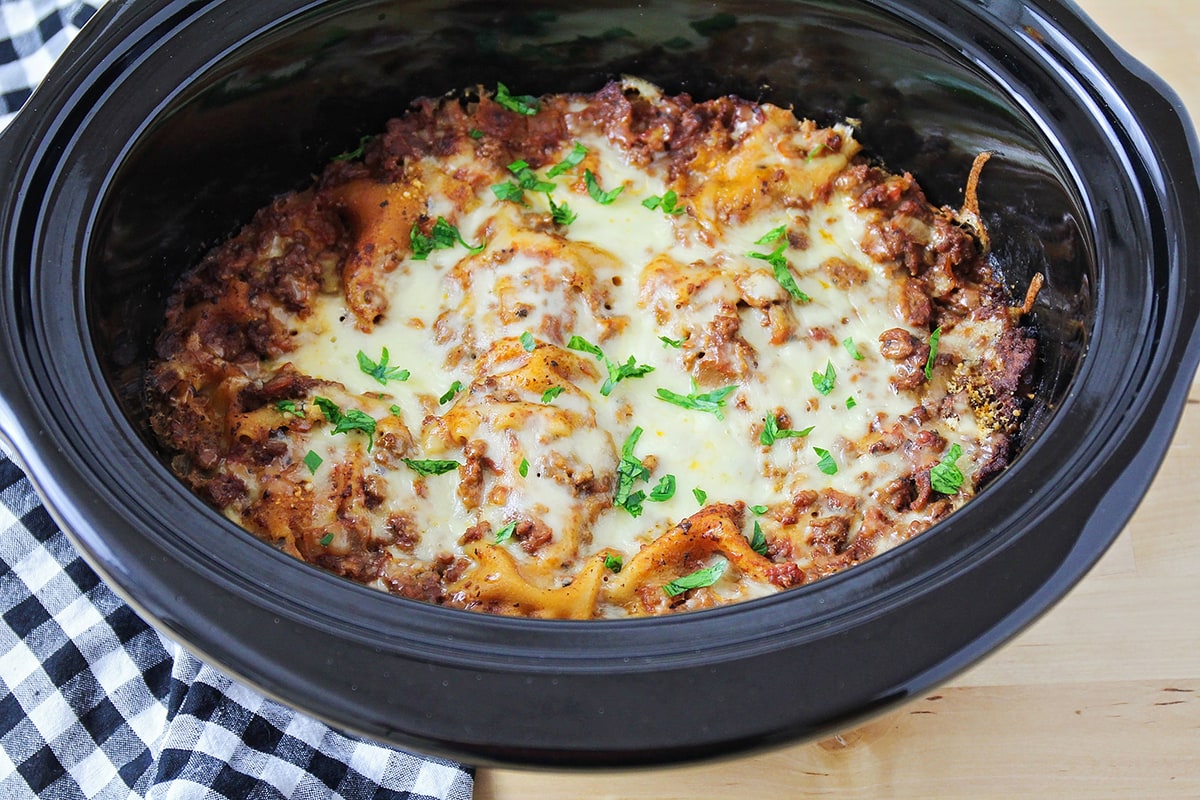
[476,1,1200,796]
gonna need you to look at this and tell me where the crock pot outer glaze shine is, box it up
[0,0,1197,767]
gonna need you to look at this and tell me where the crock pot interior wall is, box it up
[92,0,1087,438]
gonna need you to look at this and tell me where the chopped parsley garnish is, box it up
[648,474,676,502]
[332,135,371,162]
[402,458,462,476]
[389,404,402,416]
[659,335,684,348]
[313,397,377,449]
[494,521,517,544]
[663,559,728,597]
[604,553,624,573]
[846,396,857,409]
[749,521,768,556]
[566,334,605,360]
[520,331,536,351]
[491,181,527,205]
[843,337,865,360]
[614,426,652,517]
[319,532,334,546]
[546,142,588,178]
[750,504,768,515]
[693,487,708,505]
[410,216,484,260]
[806,142,827,162]
[656,381,737,420]
[753,225,788,245]
[547,193,577,225]
[303,450,323,474]
[748,242,811,303]
[760,414,814,446]
[495,82,540,115]
[519,458,530,478]
[492,159,556,206]
[641,190,685,215]
[925,326,942,380]
[930,443,965,494]
[813,447,838,475]
[357,347,409,385]
[507,159,556,192]
[439,380,464,405]
[584,169,623,204]
[600,355,655,397]
[541,385,564,403]
[468,128,484,139]
[276,400,304,417]
[812,360,836,396]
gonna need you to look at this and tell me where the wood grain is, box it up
[476,1,1200,795]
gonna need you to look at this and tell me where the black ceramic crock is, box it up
[1,0,1197,767]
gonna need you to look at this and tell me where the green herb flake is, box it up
[410,216,484,260]
[656,381,737,420]
[507,159,556,193]
[546,142,588,178]
[663,559,728,597]
[749,521,768,556]
[584,169,623,205]
[547,193,577,225]
[806,142,827,162]
[303,450,323,474]
[276,400,304,417]
[541,385,565,403]
[566,334,605,360]
[600,355,655,397]
[332,135,372,162]
[319,532,334,546]
[402,458,462,477]
[812,360,836,396]
[693,487,708,505]
[760,414,814,446]
[520,331,536,351]
[604,553,624,573]
[690,12,737,36]
[494,521,517,544]
[468,128,484,139]
[814,447,838,475]
[648,474,676,502]
[843,337,864,360]
[313,397,376,450]
[930,443,965,495]
[846,396,857,409]
[357,347,410,385]
[495,82,540,116]
[389,404,402,416]
[491,181,528,205]
[641,190,685,215]
[750,504,768,515]
[519,458,530,478]
[748,242,811,303]
[614,426,652,517]
[659,335,684,348]
[925,326,942,380]
[753,225,787,245]
[439,380,464,405]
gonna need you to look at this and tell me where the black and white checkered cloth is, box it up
[0,3,474,797]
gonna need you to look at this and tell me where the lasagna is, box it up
[146,78,1036,618]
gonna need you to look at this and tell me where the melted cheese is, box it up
[152,79,1028,618]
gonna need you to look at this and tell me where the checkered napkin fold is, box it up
[0,2,473,798]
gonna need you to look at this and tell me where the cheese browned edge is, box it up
[146,79,1037,619]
